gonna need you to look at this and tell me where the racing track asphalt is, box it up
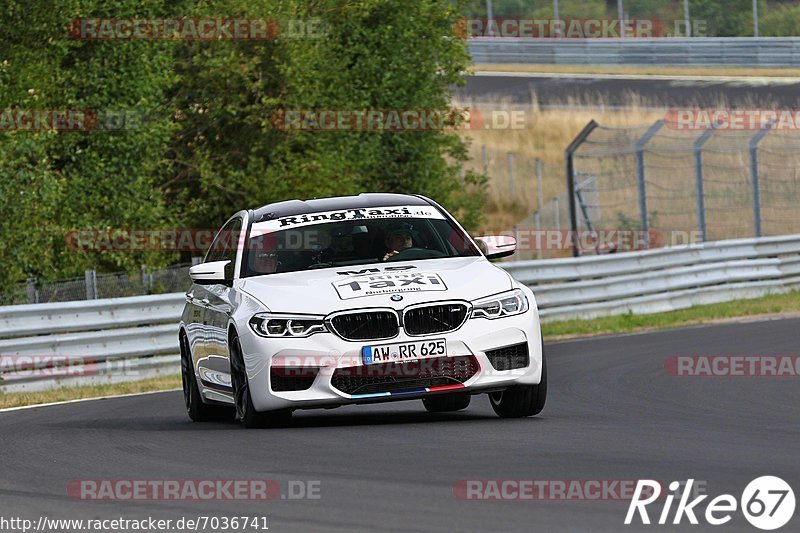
[459,73,800,108]
[1,317,799,532]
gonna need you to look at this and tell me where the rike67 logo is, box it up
[625,477,796,530]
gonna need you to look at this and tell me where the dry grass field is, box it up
[456,96,800,249]
[456,96,664,230]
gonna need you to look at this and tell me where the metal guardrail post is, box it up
[553,197,560,232]
[85,270,98,300]
[507,152,516,196]
[26,278,37,304]
[486,0,494,36]
[634,120,665,249]
[552,0,560,37]
[693,123,718,243]
[535,159,544,215]
[753,0,760,38]
[748,120,775,238]
[535,158,544,260]
[683,0,691,37]
[565,120,599,257]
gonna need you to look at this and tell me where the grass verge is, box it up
[472,64,800,78]
[542,290,800,340]
[0,374,181,410]
[3,292,799,409]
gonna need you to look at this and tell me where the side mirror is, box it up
[189,260,231,285]
[474,236,517,260]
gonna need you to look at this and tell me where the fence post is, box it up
[693,123,718,243]
[634,120,665,248]
[535,158,544,214]
[574,172,596,233]
[748,120,774,238]
[553,196,560,232]
[535,158,544,260]
[565,120,599,257]
[141,265,154,292]
[84,270,97,300]
[481,145,488,175]
[507,152,516,196]
[26,278,37,304]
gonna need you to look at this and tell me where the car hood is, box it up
[238,256,514,314]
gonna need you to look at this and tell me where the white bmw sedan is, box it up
[179,193,546,427]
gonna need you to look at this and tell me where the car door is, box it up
[198,216,243,392]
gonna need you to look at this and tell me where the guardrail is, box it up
[505,234,800,320]
[2,234,799,391]
[468,37,800,67]
[0,294,184,392]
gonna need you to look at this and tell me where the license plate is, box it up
[362,339,447,365]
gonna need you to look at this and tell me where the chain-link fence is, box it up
[567,119,800,255]
[1,263,194,306]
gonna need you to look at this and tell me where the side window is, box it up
[204,218,243,280]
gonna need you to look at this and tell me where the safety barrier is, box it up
[2,234,798,390]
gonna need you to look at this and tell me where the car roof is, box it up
[251,193,432,222]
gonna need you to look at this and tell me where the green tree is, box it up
[270,0,484,226]
[0,0,486,288]
[0,0,179,286]
[688,0,764,36]
[168,0,485,231]
[760,2,800,36]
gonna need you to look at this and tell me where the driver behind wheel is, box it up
[382,222,416,261]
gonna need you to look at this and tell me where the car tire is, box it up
[180,334,233,422]
[422,393,471,413]
[229,333,293,429]
[489,348,547,418]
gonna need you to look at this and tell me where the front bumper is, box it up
[235,308,543,412]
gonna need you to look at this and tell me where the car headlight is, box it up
[470,289,529,319]
[249,313,328,338]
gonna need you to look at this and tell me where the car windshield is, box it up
[243,205,481,277]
